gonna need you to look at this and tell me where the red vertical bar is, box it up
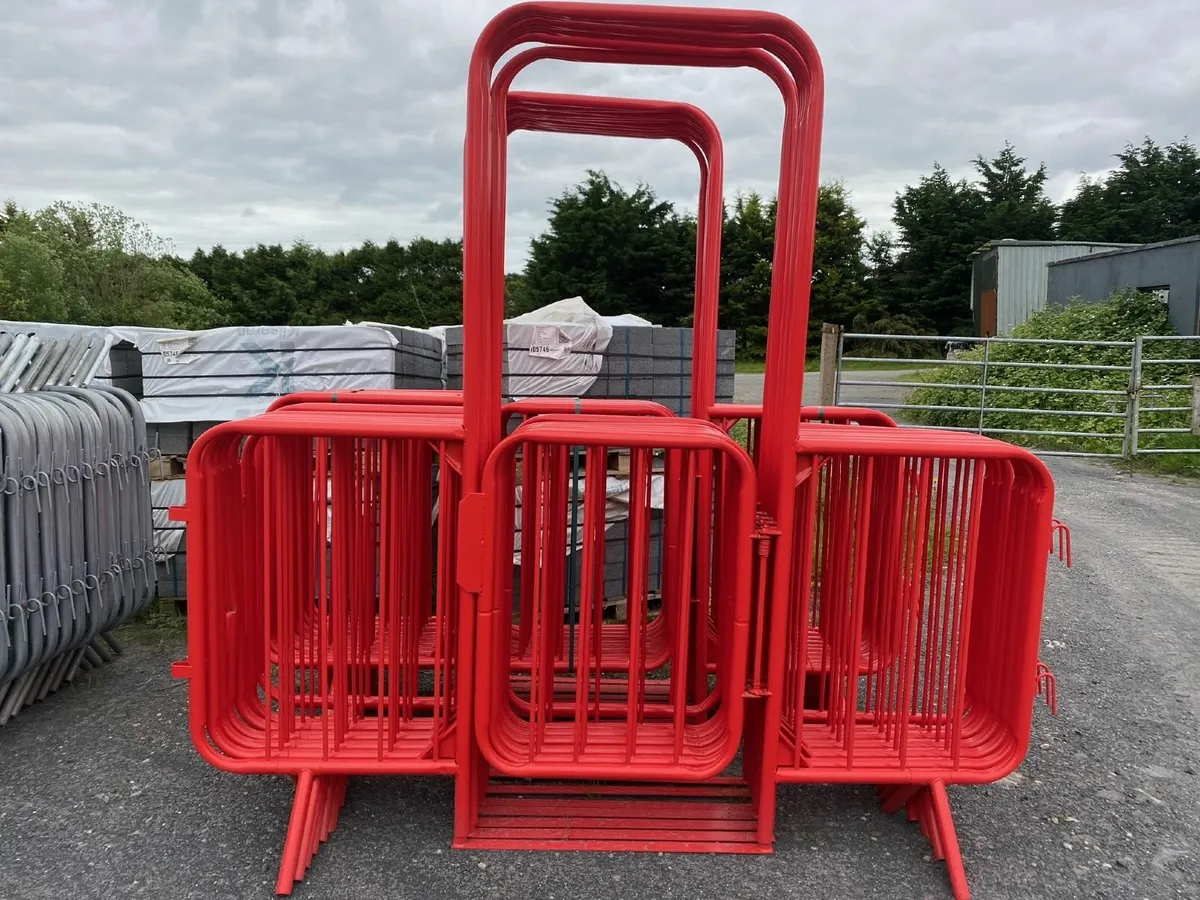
[550,446,568,666]
[692,447,713,697]
[672,451,697,761]
[528,444,547,761]
[349,439,361,729]
[377,440,390,760]
[625,446,650,763]
[282,434,298,747]
[432,442,449,756]
[573,447,602,761]
[387,440,401,746]
[824,457,847,747]
[790,460,819,768]
[316,437,329,760]
[518,445,536,657]
[592,452,605,727]
[899,457,933,766]
[934,459,967,744]
[938,459,967,749]
[262,438,275,760]
[921,458,950,729]
[405,439,418,725]
[843,457,874,766]
[332,438,349,750]
[949,460,986,762]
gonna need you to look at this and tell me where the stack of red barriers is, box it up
[170,5,1066,898]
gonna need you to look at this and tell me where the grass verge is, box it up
[118,597,188,650]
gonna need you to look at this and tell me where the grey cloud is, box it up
[1,0,1196,271]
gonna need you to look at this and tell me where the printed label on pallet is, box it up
[158,335,200,364]
[528,325,573,360]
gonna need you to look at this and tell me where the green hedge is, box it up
[904,291,1200,474]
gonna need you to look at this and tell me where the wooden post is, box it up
[1191,375,1200,436]
[819,323,841,406]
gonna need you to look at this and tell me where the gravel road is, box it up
[1,405,1197,899]
[734,370,915,412]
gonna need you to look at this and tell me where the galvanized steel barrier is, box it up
[170,5,1068,899]
[0,331,155,724]
[836,331,1200,460]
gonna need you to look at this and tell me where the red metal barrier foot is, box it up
[879,781,970,900]
[457,779,770,853]
[1036,661,1059,715]
[1050,518,1073,567]
[275,772,349,896]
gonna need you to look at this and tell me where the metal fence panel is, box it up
[1130,335,1200,456]
[0,331,155,725]
[835,332,1137,459]
[834,331,1200,462]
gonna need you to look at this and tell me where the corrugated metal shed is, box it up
[969,240,1137,336]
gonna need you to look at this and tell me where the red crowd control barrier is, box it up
[180,410,465,770]
[171,5,1070,898]
[473,415,756,780]
[765,427,1054,897]
[778,428,1053,783]
[458,7,823,860]
[172,404,465,890]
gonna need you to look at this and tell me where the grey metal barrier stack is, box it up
[0,331,156,725]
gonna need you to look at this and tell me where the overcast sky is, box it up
[2,0,1196,270]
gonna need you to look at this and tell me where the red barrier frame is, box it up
[175,410,466,778]
[474,413,757,780]
[461,4,824,844]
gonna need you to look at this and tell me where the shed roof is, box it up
[1046,234,1200,266]
[968,239,1137,260]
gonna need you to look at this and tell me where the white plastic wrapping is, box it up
[151,478,187,560]
[136,324,403,422]
[503,297,615,399]
[352,320,448,386]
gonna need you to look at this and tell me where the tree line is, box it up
[2,136,1197,355]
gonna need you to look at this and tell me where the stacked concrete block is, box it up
[389,327,446,389]
[587,326,737,414]
[444,324,736,413]
[105,340,144,396]
[510,514,663,619]
[599,515,664,600]
[152,480,188,603]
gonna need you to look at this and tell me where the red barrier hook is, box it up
[1049,518,1072,568]
[1035,661,1058,716]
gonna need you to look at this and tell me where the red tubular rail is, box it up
[266,389,464,412]
[175,411,466,778]
[777,426,1054,781]
[462,5,823,846]
[474,414,757,780]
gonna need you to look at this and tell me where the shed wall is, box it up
[1046,242,1200,336]
[994,244,1125,335]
